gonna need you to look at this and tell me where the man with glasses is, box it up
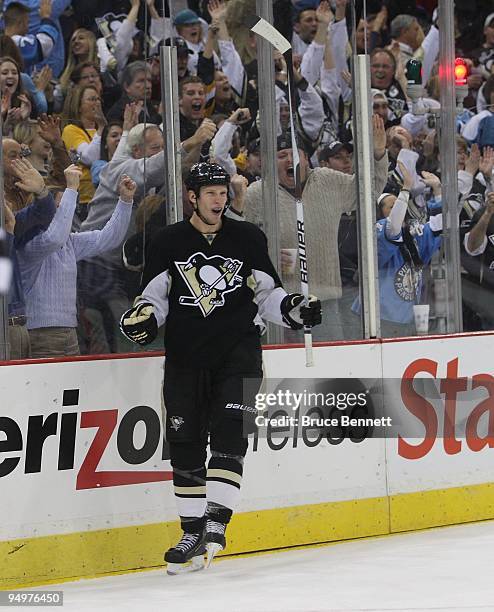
[370,48,408,120]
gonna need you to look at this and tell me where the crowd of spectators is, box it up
[1,0,494,359]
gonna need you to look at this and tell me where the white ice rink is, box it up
[25,520,494,612]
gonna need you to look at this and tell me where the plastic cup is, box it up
[413,305,430,335]
[281,248,297,276]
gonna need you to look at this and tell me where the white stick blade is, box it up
[0,258,12,295]
[249,16,291,54]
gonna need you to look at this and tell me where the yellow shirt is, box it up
[234,151,248,172]
[62,124,97,204]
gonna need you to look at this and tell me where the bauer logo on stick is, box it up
[176,252,243,316]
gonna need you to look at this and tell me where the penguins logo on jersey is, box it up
[170,416,184,431]
[176,252,243,316]
[394,263,421,301]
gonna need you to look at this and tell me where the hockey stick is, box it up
[248,16,315,367]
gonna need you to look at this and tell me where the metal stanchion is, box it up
[255,0,282,345]
[160,43,183,224]
[438,0,463,332]
[350,1,380,339]
[0,109,10,360]
[352,55,380,338]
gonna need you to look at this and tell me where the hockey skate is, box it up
[204,519,227,568]
[164,531,207,575]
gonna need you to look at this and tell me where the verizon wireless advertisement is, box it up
[0,336,493,541]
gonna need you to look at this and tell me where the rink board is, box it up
[1,334,494,587]
[382,334,494,532]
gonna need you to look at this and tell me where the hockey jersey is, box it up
[12,17,58,74]
[463,206,494,290]
[374,217,442,324]
[138,217,288,366]
[352,215,442,324]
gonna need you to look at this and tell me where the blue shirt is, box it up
[18,190,132,329]
[91,159,108,187]
[8,193,56,316]
[20,73,48,115]
[353,200,443,324]
[373,219,441,323]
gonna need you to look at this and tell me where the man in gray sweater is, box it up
[245,115,389,342]
[77,104,219,353]
[77,120,166,354]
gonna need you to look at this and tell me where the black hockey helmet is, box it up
[185,162,230,196]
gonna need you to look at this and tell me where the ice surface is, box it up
[24,520,494,612]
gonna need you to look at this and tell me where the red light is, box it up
[454,58,468,86]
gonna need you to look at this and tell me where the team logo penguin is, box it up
[169,416,184,431]
[394,263,422,301]
[176,252,243,316]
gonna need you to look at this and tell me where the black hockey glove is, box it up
[120,302,158,345]
[281,293,322,330]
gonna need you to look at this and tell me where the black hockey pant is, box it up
[163,333,263,533]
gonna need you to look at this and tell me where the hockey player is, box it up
[120,162,321,574]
